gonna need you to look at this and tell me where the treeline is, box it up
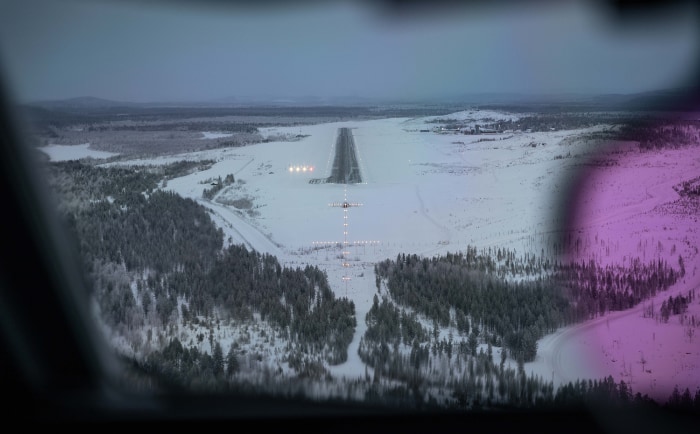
[550,376,655,409]
[557,257,679,321]
[130,342,700,415]
[617,120,700,150]
[125,335,323,393]
[156,159,216,180]
[359,307,661,411]
[45,160,356,366]
[128,334,336,392]
[47,159,215,202]
[358,289,553,408]
[170,246,356,364]
[130,335,698,415]
[89,122,259,133]
[374,247,679,363]
[554,378,700,414]
[488,114,626,133]
[656,291,694,324]
[375,250,568,363]
[358,334,554,409]
[363,295,430,346]
[70,189,223,273]
[25,104,459,129]
[666,385,700,413]
[129,337,240,392]
[46,160,161,211]
[428,113,631,134]
[350,291,555,409]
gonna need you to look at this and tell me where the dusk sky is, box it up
[0,0,699,103]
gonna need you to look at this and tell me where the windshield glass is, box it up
[1,0,700,411]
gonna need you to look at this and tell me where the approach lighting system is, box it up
[312,188,381,296]
[289,164,314,173]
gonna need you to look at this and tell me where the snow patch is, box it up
[39,143,119,161]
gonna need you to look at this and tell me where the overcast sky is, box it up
[0,0,699,103]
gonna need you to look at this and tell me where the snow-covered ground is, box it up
[542,143,700,401]
[201,131,234,139]
[39,142,119,161]
[83,112,700,401]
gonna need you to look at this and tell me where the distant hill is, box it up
[447,88,700,112]
[26,87,700,113]
[209,94,386,107]
[31,96,139,110]
[618,87,700,111]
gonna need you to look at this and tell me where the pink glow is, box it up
[562,124,700,401]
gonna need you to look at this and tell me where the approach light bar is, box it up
[289,164,314,173]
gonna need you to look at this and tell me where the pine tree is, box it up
[212,341,224,378]
[618,380,630,403]
[668,385,682,407]
[680,388,693,410]
[468,333,478,357]
[226,343,239,377]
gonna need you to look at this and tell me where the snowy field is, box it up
[38,142,119,161]
[201,131,234,139]
[46,109,700,401]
